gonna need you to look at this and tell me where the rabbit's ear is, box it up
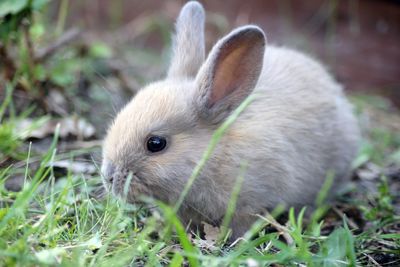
[195,26,266,123]
[167,1,205,78]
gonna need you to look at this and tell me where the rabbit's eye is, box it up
[146,136,167,153]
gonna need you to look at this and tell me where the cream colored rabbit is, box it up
[102,1,360,239]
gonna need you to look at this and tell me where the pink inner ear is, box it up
[209,45,250,106]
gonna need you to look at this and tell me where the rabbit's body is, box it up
[172,46,359,234]
[102,1,360,239]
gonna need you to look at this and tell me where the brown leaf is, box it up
[17,116,96,140]
[190,222,220,252]
[45,90,69,116]
[203,223,220,244]
[48,160,97,175]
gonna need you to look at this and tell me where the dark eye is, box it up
[146,136,167,153]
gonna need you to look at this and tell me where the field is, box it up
[1,1,399,266]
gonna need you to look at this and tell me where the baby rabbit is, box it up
[102,1,360,239]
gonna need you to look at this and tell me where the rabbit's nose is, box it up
[101,161,116,183]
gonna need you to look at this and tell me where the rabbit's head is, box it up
[102,1,265,205]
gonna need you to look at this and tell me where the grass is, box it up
[1,91,399,266]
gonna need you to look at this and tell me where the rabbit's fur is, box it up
[102,1,360,239]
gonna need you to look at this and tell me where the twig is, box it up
[22,19,36,86]
[0,44,17,81]
[256,213,294,246]
[229,237,246,248]
[35,28,81,62]
[0,156,10,166]
[363,253,382,267]
[332,206,359,230]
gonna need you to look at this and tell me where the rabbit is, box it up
[101,1,360,239]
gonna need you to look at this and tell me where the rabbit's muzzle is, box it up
[101,161,145,201]
[101,161,116,185]
[101,161,128,195]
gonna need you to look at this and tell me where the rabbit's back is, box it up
[224,46,360,208]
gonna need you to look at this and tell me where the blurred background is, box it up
[60,0,400,101]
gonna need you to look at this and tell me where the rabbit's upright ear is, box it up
[167,1,205,78]
[195,26,266,123]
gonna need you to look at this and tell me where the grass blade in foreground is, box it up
[174,94,256,212]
